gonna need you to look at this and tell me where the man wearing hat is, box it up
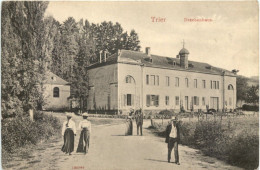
[165,116,180,165]
[76,112,92,154]
[61,112,77,155]
[135,108,143,136]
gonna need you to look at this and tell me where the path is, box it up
[4,115,242,170]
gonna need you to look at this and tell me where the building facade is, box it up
[42,71,71,111]
[87,47,237,114]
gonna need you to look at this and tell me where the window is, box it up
[175,77,179,87]
[228,84,234,90]
[229,97,232,106]
[185,78,189,87]
[146,95,159,106]
[202,80,206,88]
[175,96,179,105]
[165,96,169,105]
[202,97,206,106]
[193,96,199,106]
[156,75,159,86]
[53,87,60,98]
[127,94,132,106]
[166,76,170,86]
[124,94,134,106]
[147,75,159,86]
[213,81,217,89]
[194,79,197,88]
[151,75,155,85]
[211,80,219,89]
[125,75,134,84]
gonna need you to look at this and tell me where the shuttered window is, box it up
[146,95,159,106]
[202,80,206,88]
[175,96,180,105]
[166,76,170,86]
[202,97,206,106]
[185,78,189,87]
[193,96,199,106]
[146,75,149,85]
[125,94,134,106]
[175,77,179,87]
[194,79,197,88]
[156,76,159,86]
[146,95,150,106]
[165,96,169,105]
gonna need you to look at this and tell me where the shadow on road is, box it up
[145,158,170,163]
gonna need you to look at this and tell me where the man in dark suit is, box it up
[135,108,143,136]
[165,116,180,165]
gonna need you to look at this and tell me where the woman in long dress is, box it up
[125,109,134,136]
[125,116,133,135]
[61,112,77,155]
[77,112,91,154]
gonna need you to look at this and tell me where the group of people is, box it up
[61,109,181,166]
[125,108,143,136]
[61,112,91,155]
[126,108,181,165]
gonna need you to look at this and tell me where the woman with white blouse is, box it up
[76,112,91,154]
[61,112,77,155]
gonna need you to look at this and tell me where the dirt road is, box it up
[5,116,242,170]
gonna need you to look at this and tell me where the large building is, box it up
[87,46,237,114]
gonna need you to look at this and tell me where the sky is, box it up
[45,1,259,77]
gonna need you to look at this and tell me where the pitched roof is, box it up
[88,50,235,76]
[44,71,70,85]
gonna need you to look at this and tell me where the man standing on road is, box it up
[165,116,180,165]
[135,108,143,136]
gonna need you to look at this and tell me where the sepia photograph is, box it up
[1,1,259,170]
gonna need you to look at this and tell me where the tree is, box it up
[123,30,141,51]
[1,1,49,117]
[236,76,249,102]
[90,21,141,59]
[71,19,96,111]
[246,85,259,105]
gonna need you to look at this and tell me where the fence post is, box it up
[29,109,34,121]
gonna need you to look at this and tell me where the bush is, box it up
[242,104,259,111]
[2,111,61,153]
[228,132,259,170]
[149,118,259,169]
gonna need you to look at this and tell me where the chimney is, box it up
[99,51,102,63]
[145,47,151,57]
[232,69,239,75]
